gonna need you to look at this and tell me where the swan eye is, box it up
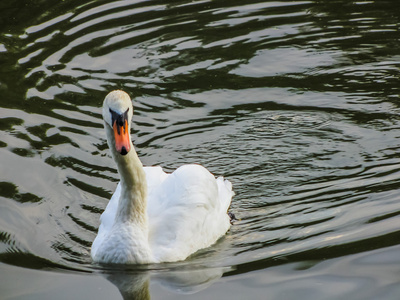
[109,108,129,129]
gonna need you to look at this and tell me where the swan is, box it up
[91,90,234,264]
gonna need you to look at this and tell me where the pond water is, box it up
[1,0,400,299]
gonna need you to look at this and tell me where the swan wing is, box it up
[146,164,233,262]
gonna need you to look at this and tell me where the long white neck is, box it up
[105,123,148,227]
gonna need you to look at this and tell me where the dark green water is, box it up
[1,0,400,299]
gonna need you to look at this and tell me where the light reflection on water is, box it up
[1,0,400,298]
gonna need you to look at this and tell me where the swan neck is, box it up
[106,123,148,225]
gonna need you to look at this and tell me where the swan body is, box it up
[91,90,234,264]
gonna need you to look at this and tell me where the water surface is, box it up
[1,0,400,299]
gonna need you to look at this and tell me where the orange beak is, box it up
[113,119,131,155]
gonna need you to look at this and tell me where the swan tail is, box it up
[216,176,234,214]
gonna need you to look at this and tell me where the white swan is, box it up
[91,90,234,264]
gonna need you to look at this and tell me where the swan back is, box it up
[147,164,232,262]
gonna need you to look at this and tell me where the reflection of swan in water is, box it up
[154,266,227,294]
[105,271,150,300]
[105,267,227,300]
[91,90,234,264]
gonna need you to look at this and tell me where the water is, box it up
[1,0,400,299]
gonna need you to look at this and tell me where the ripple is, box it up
[1,0,400,288]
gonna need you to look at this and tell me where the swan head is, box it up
[103,90,134,156]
